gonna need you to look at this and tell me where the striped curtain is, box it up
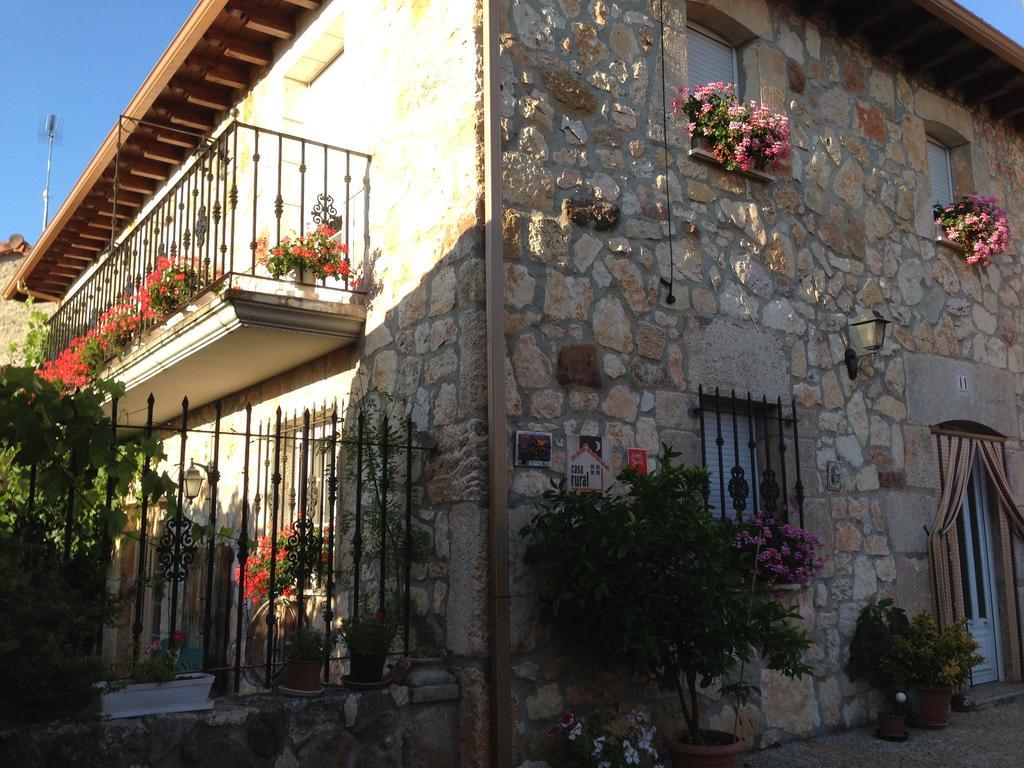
[929,433,1024,681]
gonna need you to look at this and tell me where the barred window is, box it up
[697,387,805,526]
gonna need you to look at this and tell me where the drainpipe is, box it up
[482,0,512,765]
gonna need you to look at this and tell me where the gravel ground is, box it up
[740,701,1024,768]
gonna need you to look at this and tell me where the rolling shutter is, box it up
[687,26,737,88]
[928,139,954,207]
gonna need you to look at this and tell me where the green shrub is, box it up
[521,445,811,744]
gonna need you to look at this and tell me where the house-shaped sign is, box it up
[568,444,609,493]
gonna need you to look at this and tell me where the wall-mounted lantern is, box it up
[183,459,206,502]
[844,310,890,380]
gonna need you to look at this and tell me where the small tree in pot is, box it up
[522,446,812,768]
[846,599,912,739]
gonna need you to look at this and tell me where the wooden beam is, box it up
[180,80,234,111]
[279,0,320,9]
[987,89,1024,119]
[78,230,111,243]
[119,175,157,195]
[63,246,101,259]
[905,39,974,74]
[84,222,117,237]
[61,253,96,264]
[106,190,144,207]
[873,18,942,56]
[70,240,104,251]
[47,269,82,280]
[900,29,963,71]
[835,6,891,38]
[128,158,170,181]
[94,207,132,221]
[156,131,197,148]
[964,68,1020,104]
[932,50,995,90]
[168,106,217,132]
[201,60,250,89]
[228,3,295,39]
[222,36,272,66]
[143,144,185,164]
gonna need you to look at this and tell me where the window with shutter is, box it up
[704,412,758,520]
[928,139,954,207]
[687,25,737,89]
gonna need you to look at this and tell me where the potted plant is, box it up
[673,82,790,176]
[882,611,982,729]
[846,599,912,740]
[733,511,824,589]
[256,225,350,284]
[934,194,1010,266]
[278,626,330,695]
[547,702,663,767]
[522,445,811,768]
[144,257,204,318]
[341,611,396,686]
[98,631,215,719]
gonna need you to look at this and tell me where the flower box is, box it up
[934,221,965,255]
[98,673,215,719]
[688,134,775,183]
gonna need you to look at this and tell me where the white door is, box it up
[957,461,1002,684]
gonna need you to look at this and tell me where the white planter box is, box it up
[99,673,215,719]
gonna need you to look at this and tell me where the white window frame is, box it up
[927,137,955,208]
[686,23,739,90]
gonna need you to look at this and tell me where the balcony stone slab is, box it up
[104,275,365,424]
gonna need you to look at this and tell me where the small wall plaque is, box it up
[556,344,601,388]
[826,460,842,492]
[515,430,553,467]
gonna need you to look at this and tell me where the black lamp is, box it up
[844,310,890,380]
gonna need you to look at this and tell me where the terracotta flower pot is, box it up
[667,730,746,768]
[877,711,907,738]
[909,685,952,729]
[279,658,323,693]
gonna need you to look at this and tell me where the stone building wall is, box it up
[0,253,52,366]
[499,0,1024,759]
[0,680,460,768]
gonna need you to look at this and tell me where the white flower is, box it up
[623,739,640,765]
[568,722,583,741]
[592,736,607,757]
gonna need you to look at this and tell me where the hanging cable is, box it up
[658,0,677,304]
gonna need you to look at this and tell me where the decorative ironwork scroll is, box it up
[312,192,341,230]
[157,514,198,583]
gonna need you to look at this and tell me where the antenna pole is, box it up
[41,114,59,228]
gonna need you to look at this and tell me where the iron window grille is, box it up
[695,385,805,527]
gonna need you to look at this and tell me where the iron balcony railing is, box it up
[45,121,371,361]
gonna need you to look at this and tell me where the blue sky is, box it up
[0,1,1022,245]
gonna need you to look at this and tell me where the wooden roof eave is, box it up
[2,0,230,301]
